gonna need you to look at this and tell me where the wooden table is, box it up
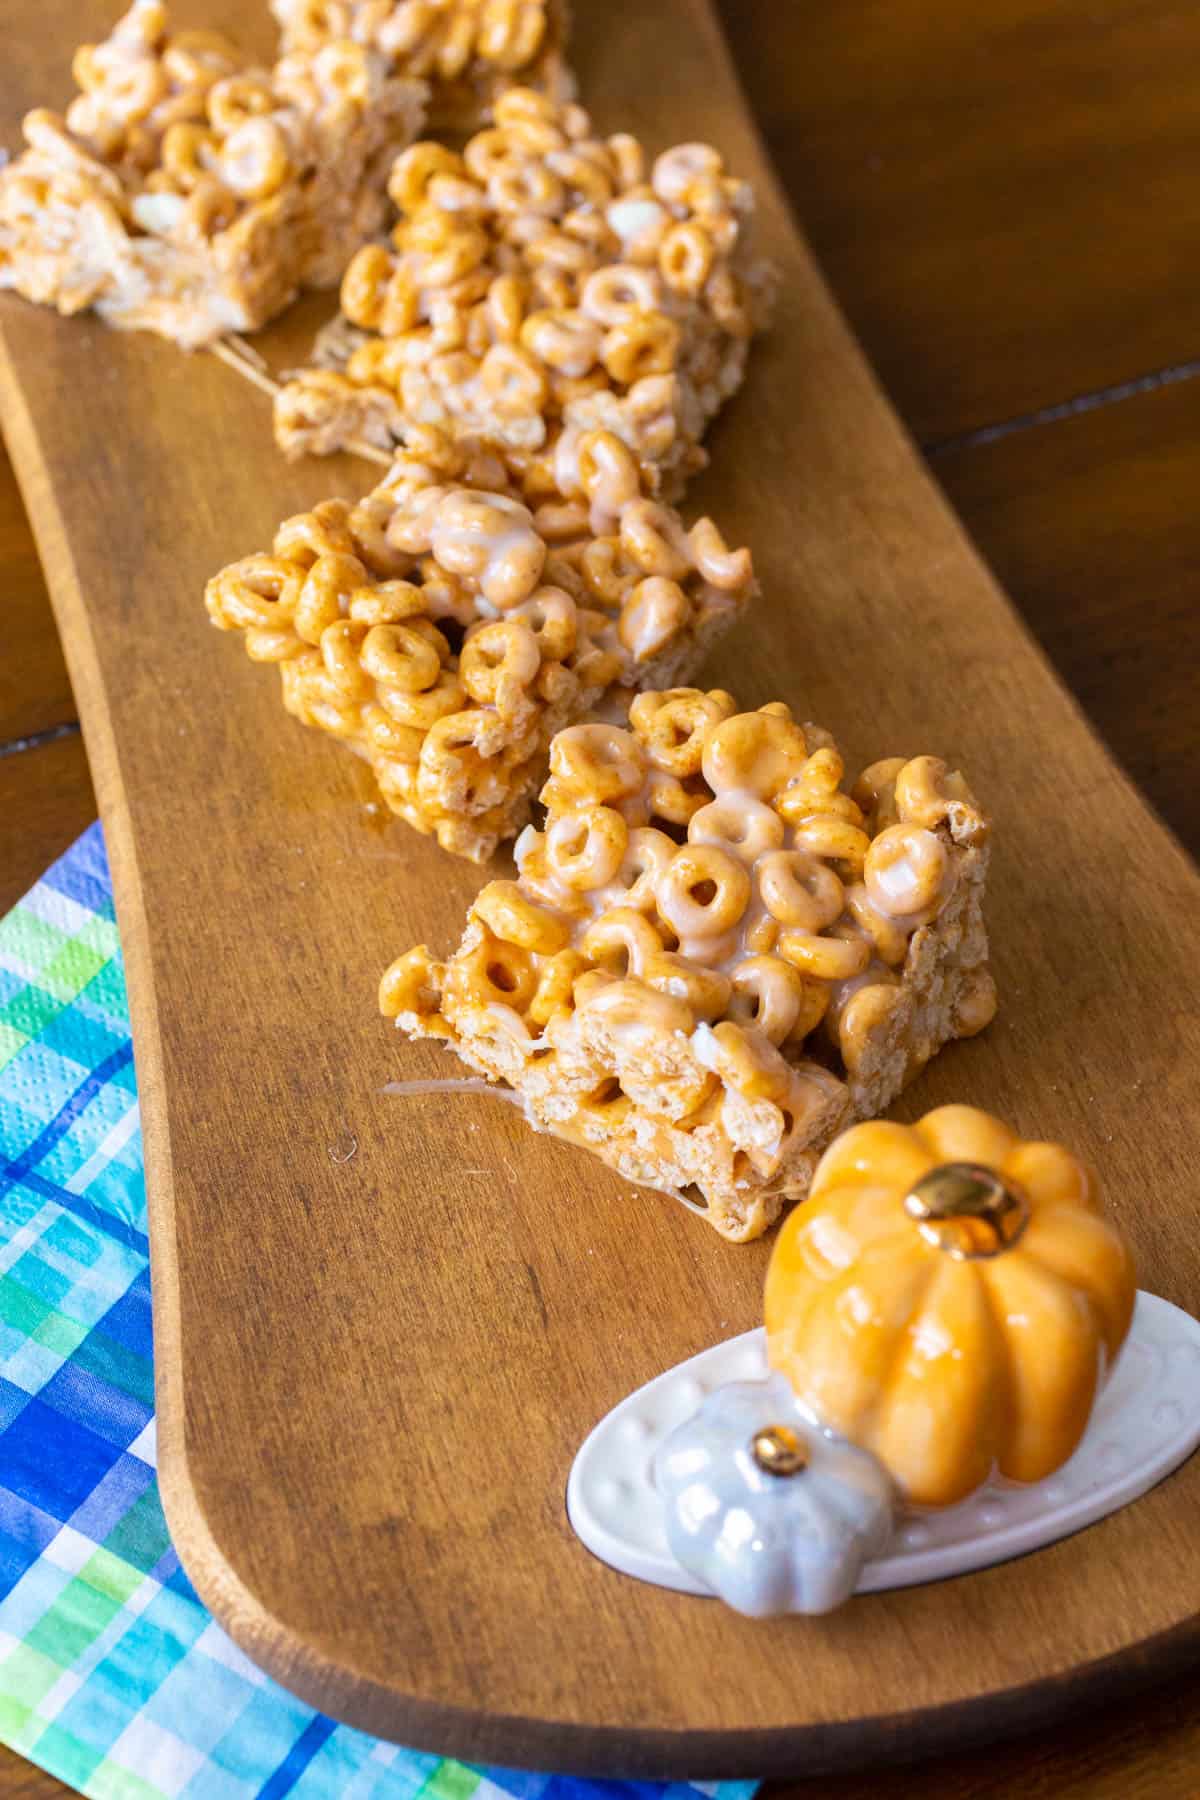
[3,1,1200,1792]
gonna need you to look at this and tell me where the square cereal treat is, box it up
[273,85,773,495]
[271,0,572,133]
[0,0,427,348]
[382,690,996,1238]
[205,430,755,860]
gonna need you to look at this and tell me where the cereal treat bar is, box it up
[0,0,427,348]
[271,0,572,133]
[205,430,755,860]
[273,86,773,495]
[382,691,996,1239]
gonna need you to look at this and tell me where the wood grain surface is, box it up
[4,0,1200,1785]
[0,730,93,916]
[716,0,1200,444]
[930,376,1200,860]
[0,452,77,745]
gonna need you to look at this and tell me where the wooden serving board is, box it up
[5,0,1200,1778]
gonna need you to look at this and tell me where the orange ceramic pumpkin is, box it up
[765,1104,1137,1507]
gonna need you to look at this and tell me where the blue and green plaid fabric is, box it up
[0,823,757,1800]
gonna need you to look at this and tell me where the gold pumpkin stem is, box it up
[751,1424,809,1476]
[903,1162,1030,1260]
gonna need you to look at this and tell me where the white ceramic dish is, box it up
[567,1290,1200,1600]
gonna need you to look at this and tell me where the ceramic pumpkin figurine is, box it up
[765,1104,1137,1508]
[654,1375,894,1616]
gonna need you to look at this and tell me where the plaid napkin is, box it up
[0,823,757,1800]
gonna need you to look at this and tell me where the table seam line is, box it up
[924,357,1200,457]
[0,720,82,762]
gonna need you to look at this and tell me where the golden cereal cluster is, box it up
[0,0,427,346]
[271,0,571,131]
[274,85,772,489]
[382,692,994,1236]
[205,431,754,861]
